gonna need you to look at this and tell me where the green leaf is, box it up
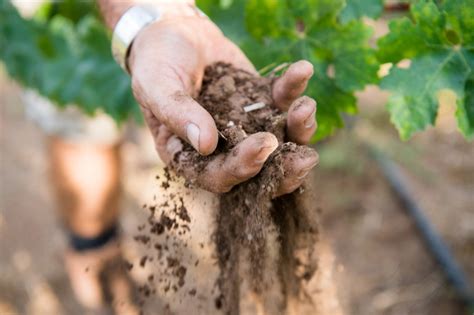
[219,0,234,9]
[244,0,293,40]
[378,0,474,140]
[286,0,345,27]
[201,0,379,141]
[340,0,383,23]
[0,0,139,123]
[197,0,249,43]
[377,1,447,63]
[381,50,471,139]
[310,61,358,141]
[443,0,474,45]
[309,21,379,92]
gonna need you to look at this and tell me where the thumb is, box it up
[132,66,218,156]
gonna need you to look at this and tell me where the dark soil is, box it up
[132,168,193,308]
[130,63,319,314]
[169,63,319,314]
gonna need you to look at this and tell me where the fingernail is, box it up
[297,161,318,179]
[304,109,316,128]
[186,123,200,152]
[297,171,310,180]
[303,161,319,172]
[255,145,276,164]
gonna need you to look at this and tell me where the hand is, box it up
[129,12,318,196]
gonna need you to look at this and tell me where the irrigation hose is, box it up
[368,146,474,310]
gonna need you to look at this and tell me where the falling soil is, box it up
[169,63,319,314]
[132,63,319,314]
[132,171,194,310]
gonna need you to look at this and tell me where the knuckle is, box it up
[227,163,258,181]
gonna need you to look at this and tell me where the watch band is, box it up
[112,5,160,73]
[111,4,205,74]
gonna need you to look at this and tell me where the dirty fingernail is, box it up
[304,110,316,128]
[186,123,200,152]
[297,162,318,179]
[304,161,319,171]
[255,145,277,164]
[297,171,310,180]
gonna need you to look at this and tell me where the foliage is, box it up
[198,0,380,140]
[340,0,384,23]
[0,0,139,122]
[378,0,474,140]
[199,0,474,141]
[0,0,473,141]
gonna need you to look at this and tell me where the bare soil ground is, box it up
[315,87,474,315]
[1,71,473,315]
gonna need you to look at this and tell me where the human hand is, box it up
[129,9,318,196]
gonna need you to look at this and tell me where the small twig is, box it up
[269,62,290,76]
[218,131,227,140]
[258,62,290,77]
[258,63,278,76]
[243,102,266,113]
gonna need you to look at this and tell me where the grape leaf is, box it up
[0,0,140,122]
[245,0,293,40]
[199,0,379,140]
[340,0,383,23]
[378,0,474,140]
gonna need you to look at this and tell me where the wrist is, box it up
[111,2,206,73]
[98,0,196,29]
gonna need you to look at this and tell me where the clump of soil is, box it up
[168,63,320,314]
[131,63,319,314]
[132,169,194,305]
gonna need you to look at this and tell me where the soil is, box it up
[167,63,319,314]
[133,168,194,302]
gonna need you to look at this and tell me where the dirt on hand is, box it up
[132,63,319,315]
[168,63,320,315]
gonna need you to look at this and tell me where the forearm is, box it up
[97,0,133,29]
[97,0,195,29]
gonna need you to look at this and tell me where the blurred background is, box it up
[1,0,473,315]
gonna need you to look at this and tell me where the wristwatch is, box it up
[111,3,205,74]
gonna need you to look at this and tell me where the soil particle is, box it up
[134,234,151,245]
[131,193,194,310]
[139,256,148,268]
[168,63,319,314]
[167,257,179,268]
[133,63,319,315]
[175,266,187,287]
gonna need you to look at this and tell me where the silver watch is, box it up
[111,4,205,73]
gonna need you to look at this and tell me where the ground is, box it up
[1,70,473,315]
[316,87,474,315]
